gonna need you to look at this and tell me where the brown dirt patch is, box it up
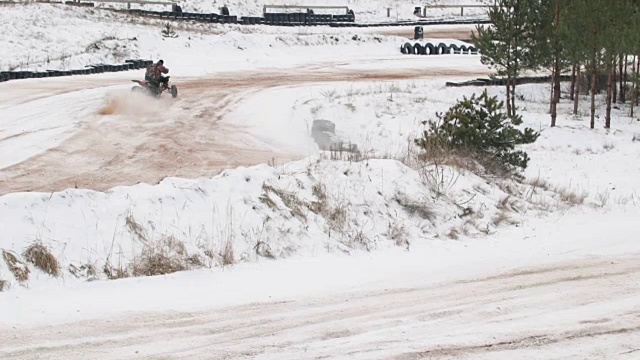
[0,63,490,194]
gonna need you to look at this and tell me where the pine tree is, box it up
[472,0,538,118]
[415,90,539,176]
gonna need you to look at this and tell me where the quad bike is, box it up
[131,76,178,98]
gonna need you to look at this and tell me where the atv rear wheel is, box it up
[170,85,178,98]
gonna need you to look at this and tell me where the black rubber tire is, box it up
[437,43,449,55]
[170,85,178,98]
[424,43,436,55]
[403,43,414,55]
[413,43,425,55]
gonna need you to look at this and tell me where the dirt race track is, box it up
[1,254,639,359]
[0,58,489,195]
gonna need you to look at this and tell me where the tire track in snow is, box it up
[1,255,639,359]
[0,63,489,194]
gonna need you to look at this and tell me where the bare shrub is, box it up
[419,162,460,197]
[310,183,328,214]
[2,250,29,283]
[492,211,518,227]
[388,220,409,248]
[104,261,130,280]
[254,241,275,259]
[327,206,348,232]
[496,195,524,213]
[221,239,235,265]
[632,134,640,142]
[132,236,192,277]
[603,142,615,151]
[126,212,148,242]
[595,190,610,208]
[262,183,307,220]
[554,186,588,206]
[346,226,373,251]
[394,193,435,221]
[447,228,460,240]
[69,263,98,280]
[526,176,550,191]
[23,243,60,277]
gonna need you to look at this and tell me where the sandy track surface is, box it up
[0,61,489,194]
[2,254,638,360]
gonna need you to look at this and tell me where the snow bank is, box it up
[0,3,410,73]
[0,152,577,291]
[291,79,640,201]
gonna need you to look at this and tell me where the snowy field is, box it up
[1,2,640,359]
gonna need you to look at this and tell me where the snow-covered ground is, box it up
[88,0,492,23]
[1,2,640,359]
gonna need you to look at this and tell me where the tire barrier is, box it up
[0,59,153,84]
[401,42,477,55]
[446,75,573,87]
[49,0,490,28]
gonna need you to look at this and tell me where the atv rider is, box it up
[145,60,169,91]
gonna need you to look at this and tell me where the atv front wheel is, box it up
[170,85,178,98]
[131,86,144,93]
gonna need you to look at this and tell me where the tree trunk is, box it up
[570,63,577,101]
[551,56,561,127]
[620,55,626,103]
[613,57,617,104]
[574,64,581,115]
[632,56,637,118]
[511,81,516,115]
[591,61,596,129]
[637,56,640,106]
[605,60,613,129]
[506,79,512,118]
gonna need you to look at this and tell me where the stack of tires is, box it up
[400,42,478,55]
[0,59,153,84]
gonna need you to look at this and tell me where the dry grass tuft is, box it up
[327,206,348,231]
[388,220,409,248]
[262,184,307,220]
[2,249,30,283]
[447,228,460,240]
[69,263,98,280]
[132,236,191,277]
[221,239,235,266]
[23,243,60,277]
[394,194,436,221]
[254,241,275,259]
[492,211,518,227]
[555,186,588,206]
[526,177,550,191]
[0,278,9,292]
[104,261,129,280]
[310,183,328,214]
[126,212,148,242]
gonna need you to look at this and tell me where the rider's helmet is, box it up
[158,59,164,65]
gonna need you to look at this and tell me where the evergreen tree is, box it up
[415,90,539,176]
[472,0,539,117]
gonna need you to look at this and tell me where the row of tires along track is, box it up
[0,59,152,83]
[401,42,478,55]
